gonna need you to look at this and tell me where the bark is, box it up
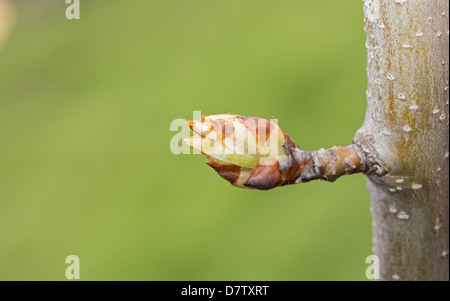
[356,0,449,280]
[285,140,365,184]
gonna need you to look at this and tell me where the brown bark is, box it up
[356,0,449,280]
[287,142,365,184]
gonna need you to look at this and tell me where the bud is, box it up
[183,114,298,190]
[183,114,365,190]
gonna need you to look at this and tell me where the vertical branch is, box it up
[357,0,449,280]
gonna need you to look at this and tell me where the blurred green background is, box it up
[0,0,371,280]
